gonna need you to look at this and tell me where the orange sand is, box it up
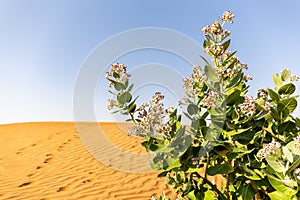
[0,122,176,200]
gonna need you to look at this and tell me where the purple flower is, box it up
[237,96,257,117]
[257,141,281,159]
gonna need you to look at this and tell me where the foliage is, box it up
[105,11,300,200]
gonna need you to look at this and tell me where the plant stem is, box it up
[201,175,223,196]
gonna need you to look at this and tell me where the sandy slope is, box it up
[0,122,176,200]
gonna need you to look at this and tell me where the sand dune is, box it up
[0,122,176,200]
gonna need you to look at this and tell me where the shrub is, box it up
[106,11,300,200]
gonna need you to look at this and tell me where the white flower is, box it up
[237,96,257,117]
[290,74,299,82]
[220,11,234,23]
[151,196,156,200]
[107,99,115,110]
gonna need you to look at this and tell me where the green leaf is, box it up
[207,163,231,176]
[266,155,286,173]
[286,141,300,155]
[287,157,300,174]
[205,65,219,82]
[186,190,197,200]
[237,184,256,200]
[235,131,255,145]
[114,82,125,91]
[226,90,241,106]
[280,69,291,81]
[270,107,281,121]
[221,51,237,68]
[223,127,251,136]
[278,121,296,133]
[204,190,216,200]
[117,92,132,104]
[222,39,231,52]
[127,84,134,92]
[226,72,242,89]
[187,104,198,115]
[203,40,209,49]
[267,88,281,103]
[273,74,283,86]
[278,98,297,114]
[269,191,293,200]
[282,146,293,163]
[124,80,129,89]
[278,83,296,95]
[200,55,211,66]
[268,177,297,198]
[127,103,136,113]
[165,159,181,171]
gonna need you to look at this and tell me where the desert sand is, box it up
[0,122,176,200]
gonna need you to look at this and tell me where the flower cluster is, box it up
[106,63,131,87]
[200,91,220,110]
[202,21,222,35]
[128,125,146,137]
[262,101,272,113]
[204,43,226,57]
[128,92,173,138]
[182,65,207,101]
[258,89,268,99]
[237,96,257,117]
[290,74,299,82]
[243,74,253,82]
[202,14,234,57]
[257,141,281,159]
[219,11,234,24]
[107,99,117,110]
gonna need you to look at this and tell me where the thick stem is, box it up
[201,175,223,196]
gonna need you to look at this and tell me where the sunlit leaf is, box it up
[205,65,219,82]
[278,98,297,114]
[278,83,296,96]
[280,69,291,81]
[273,74,282,86]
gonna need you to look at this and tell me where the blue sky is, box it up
[1,0,300,124]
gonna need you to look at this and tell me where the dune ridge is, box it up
[0,122,176,200]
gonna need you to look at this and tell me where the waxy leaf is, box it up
[268,177,297,198]
[224,127,251,136]
[287,157,300,174]
[286,141,300,155]
[273,74,283,86]
[207,163,231,176]
[117,92,132,104]
[269,191,293,200]
[282,146,293,163]
[222,39,231,52]
[114,82,125,91]
[278,98,297,114]
[266,155,286,173]
[280,69,291,81]
[205,65,219,82]
[278,83,296,95]
[200,55,211,66]
[226,90,241,106]
[187,104,198,115]
[267,88,280,103]
[237,184,256,200]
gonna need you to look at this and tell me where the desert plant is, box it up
[105,11,300,200]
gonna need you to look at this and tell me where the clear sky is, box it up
[1,0,300,124]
